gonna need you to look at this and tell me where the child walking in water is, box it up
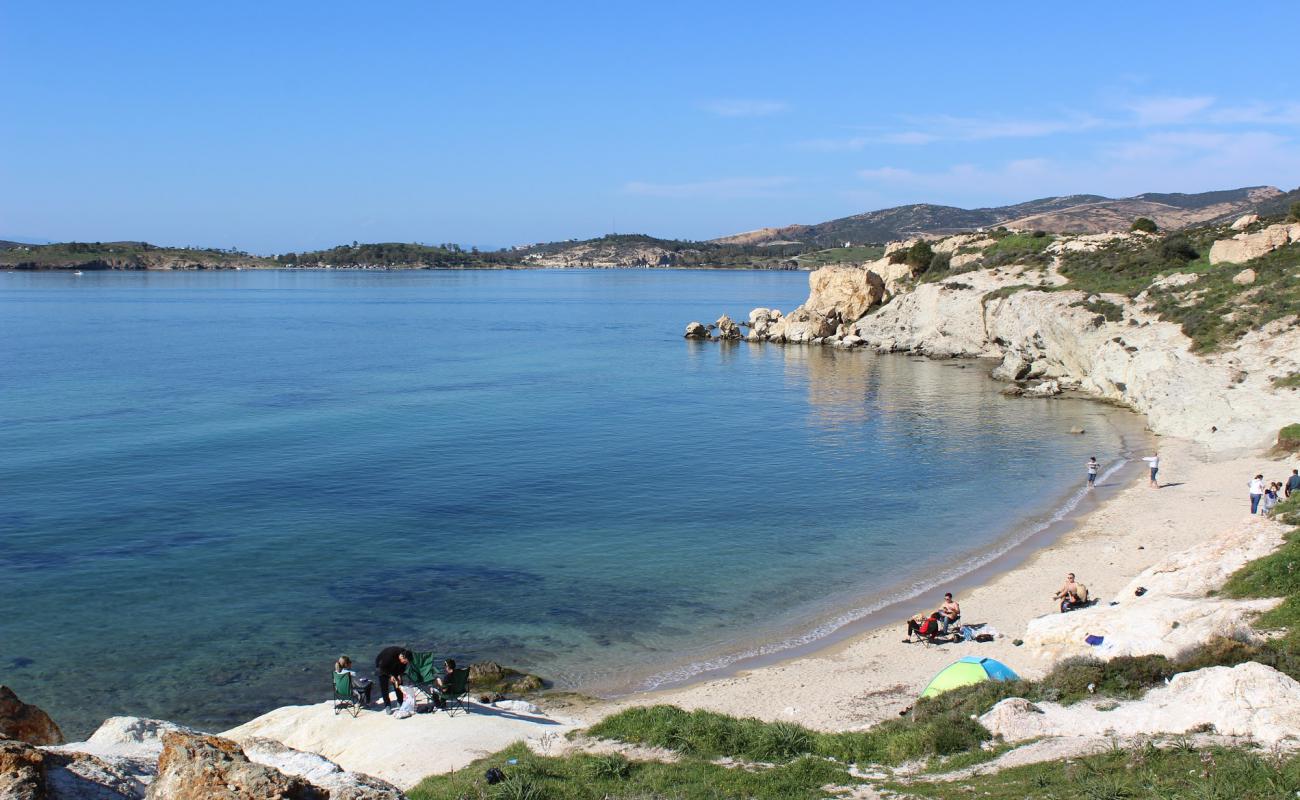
[1141,452,1160,488]
[1086,457,1099,489]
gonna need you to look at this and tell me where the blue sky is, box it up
[3,1,1298,253]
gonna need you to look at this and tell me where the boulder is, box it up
[1230,213,1258,231]
[240,737,405,800]
[766,306,835,343]
[804,266,886,322]
[991,352,1030,382]
[1232,268,1256,286]
[746,308,780,340]
[0,686,64,746]
[713,314,742,340]
[1208,222,1300,265]
[147,731,324,800]
[1118,518,1288,600]
[981,663,1300,745]
[0,739,46,800]
[467,661,505,685]
[1022,380,1062,398]
[683,321,708,339]
[43,749,149,800]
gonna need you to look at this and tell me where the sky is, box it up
[3,1,1299,253]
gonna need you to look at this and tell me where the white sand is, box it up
[580,438,1295,731]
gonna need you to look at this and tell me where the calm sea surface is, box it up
[0,269,1147,736]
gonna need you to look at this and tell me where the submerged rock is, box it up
[683,321,708,339]
[0,686,64,746]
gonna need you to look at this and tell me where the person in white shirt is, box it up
[1141,453,1160,488]
[1249,474,1266,514]
[1086,457,1099,490]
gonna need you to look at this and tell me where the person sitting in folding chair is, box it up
[432,660,472,715]
[335,656,373,704]
[430,659,456,710]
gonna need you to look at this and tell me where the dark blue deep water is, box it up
[0,269,1146,736]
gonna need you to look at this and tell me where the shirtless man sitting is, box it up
[1053,573,1090,613]
[938,592,961,633]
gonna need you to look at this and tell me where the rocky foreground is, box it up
[687,217,1300,452]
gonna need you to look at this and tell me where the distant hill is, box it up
[0,241,274,270]
[714,186,1286,246]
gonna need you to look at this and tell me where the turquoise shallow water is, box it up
[0,269,1147,736]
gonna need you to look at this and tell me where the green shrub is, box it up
[906,240,935,271]
[1070,297,1125,322]
[1290,200,1300,222]
[1274,373,1300,389]
[1277,423,1300,452]
[1130,216,1158,233]
[981,233,1053,268]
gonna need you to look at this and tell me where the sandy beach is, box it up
[573,435,1294,731]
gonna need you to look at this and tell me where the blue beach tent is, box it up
[920,656,1020,698]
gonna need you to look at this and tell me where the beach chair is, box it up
[403,651,441,707]
[434,668,471,716]
[332,672,361,717]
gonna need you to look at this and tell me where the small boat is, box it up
[73,271,83,276]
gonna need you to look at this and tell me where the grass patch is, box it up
[898,743,1300,799]
[1274,372,1300,389]
[980,233,1053,268]
[982,284,1038,305]
[1070,297,1125,322]
[406,741,856,800]
[796,245,886,267]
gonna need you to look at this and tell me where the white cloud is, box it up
[698,99,789,117]
[622,176,795,199]
[1125,96,1215,125]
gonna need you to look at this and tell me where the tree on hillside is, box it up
[905,240,934,272]
[1289,201,1300,222]
[1131,217,1158,233]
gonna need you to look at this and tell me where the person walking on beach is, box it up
[374,646,412,714]
[1287,469,1300,499]
[1141,453,1160,488]
[1086,457,1099,490]
[1249,474,1265,515]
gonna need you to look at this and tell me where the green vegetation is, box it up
[1070,297,1125,322]
[981,232,1053,268]
[1291,200,1300,222]
[795,244,885,267]
[899,743,1300,800]
[1058,232,1206,295]
[0,241,273,270]
[906,240,934,271]
[1274,373,1300,389]
[279,241,518,269]
[1130,216,1158,233]
[1276,424,1300,453]
[407,741,855,800]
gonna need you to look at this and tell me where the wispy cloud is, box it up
[623,176,795,199]
[797,113,1102,151]
[698,99,789,117]
[1125,95,1215,126]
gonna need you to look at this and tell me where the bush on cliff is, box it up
[980,233,1052,268]
[906,240,935,272]
[1130,216,1158,233]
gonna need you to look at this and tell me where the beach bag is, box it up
[485,767,506,785]
[394,686,417,718]
[918,617,938,636]
[974,633,994,643]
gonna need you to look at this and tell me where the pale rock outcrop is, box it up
[1230,213,1259,230]
[43,749,150,800]
[767,306,836,343]
[1021,595,1278,662]
[746,308,781,340]
[683,321,708,339]
[240,737,404,799]
[981,663,1300,745]
[0,739,46,800]
[1232,268,1257,286]
[1118,518,1289,600]
[1208,222,1300,265]
[1022,380,1062,398]
[146,731,323,800]
[949,252,984,270]
[1,686,64,746]
[713,314,742,340]
[1046,232,1136,254]
[804,266,886,322]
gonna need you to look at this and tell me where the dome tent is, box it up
[921,656,1019,699]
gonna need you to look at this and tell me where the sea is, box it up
[0,268,1149,736]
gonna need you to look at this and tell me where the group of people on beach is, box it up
[1250,469,1298,516]
[1085,452,1162,491]
[334,647,457,718]
[903,572,1092,643]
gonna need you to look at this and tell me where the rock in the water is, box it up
[147,731,324,800]
[766,306,835,343]
[1230,213,1258,231]
[991,352,1030,382]
[746,308,780,340]
[1232,268,1256,286]
[683,321,708,339]
[1068,427,1085,434]
[509,674,544,693]
[0,739,46,800]
[0,685,64,746]
[713,314,742,340]
[467,661,505,685]
[1022,380,1062,398]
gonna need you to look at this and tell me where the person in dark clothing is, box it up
[432,658,456,710]
[374,646,413,713]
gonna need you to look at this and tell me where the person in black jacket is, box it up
[374,646,413,713]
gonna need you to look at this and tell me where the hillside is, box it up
[0,241,274,270]
[715,185,1286,247]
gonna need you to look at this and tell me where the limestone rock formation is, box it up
[1230,213,1258,230]
[981,663,1300,745]
[240,737,405,800]
[1232,268,1256,285]
[767,306,835,343]
[683,321,708,339]
[713,314,742,340]
[0,686,64,746]
[44,749,149,799]
[804,266,886,321]
[147,731,324,800]
[746,308,781,340]
[0,739,46,800]
[1208,222,1300,264]
[1119,518,1288,600]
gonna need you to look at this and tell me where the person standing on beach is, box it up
[1249,474,1265,515]
[1287,469,1299,499]
[374,646,412,714]
[1086,457,1099,490]
[1141,453,1159,488]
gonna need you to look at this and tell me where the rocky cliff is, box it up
[690,219,1300,452]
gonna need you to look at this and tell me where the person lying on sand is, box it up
[1053,573,1090,613]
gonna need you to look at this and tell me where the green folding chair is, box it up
[332,672,360,717]
[434,668,471,716]
[403,651,441,708]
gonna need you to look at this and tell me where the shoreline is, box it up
[568,435,1289,730]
